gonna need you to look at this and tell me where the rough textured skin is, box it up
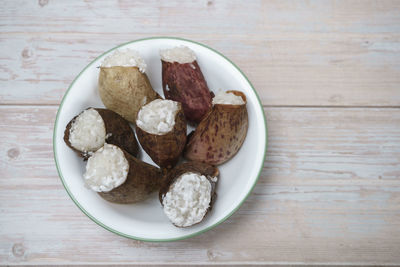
[136,104,187,169]
[159,161,219,227]
[184,91,248,165]
[63,108,139,160]
[99,149,163,204]
[98,66,159,123]
[161,60,212,124]
[95,108,139,157]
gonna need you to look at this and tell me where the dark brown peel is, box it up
[64,115,89,159]
[136,104,187,169]
[64,108,139,160]
[95,108,139,157]
[162,60,212,123]
[184,91,248,165]
[99,149,163,204]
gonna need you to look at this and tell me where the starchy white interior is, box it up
[83,144,129,192]
[162,172,212,227]
[212,91,245,105]
[136,99,179,135]
[160,46,196,64]
[101,48,147,73]
[69,108,106,152]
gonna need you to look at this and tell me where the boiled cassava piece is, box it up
[98,49,159,123]
[64,107,139,159]
[84,144,163,204]
[159,161,219,227]
[136,99,187,169]
[184,90,248,165]
[160,46,213,124]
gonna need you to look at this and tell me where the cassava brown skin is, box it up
[63,108,139,160]
[95,108,139,157]
[64,116,89,159]
[162,60,213,124]
[136,103,187,169]
[159,161,219,227]
[98,66,159,123]
[99,149,163,204]
[184,91,248,165]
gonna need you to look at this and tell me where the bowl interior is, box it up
[54,37,267,241]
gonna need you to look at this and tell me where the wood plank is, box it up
[1,0,400,106]
[1,106,399,265]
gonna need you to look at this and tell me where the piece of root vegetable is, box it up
[161,48,212,123]
[184,90,248,165]
[98,66,159,123]
[64,108,139,159]
[95,146,163,204]
[136,101,187,169]
[159,161,219,227]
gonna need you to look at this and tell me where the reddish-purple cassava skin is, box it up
[162,60,213,124]
[184,91,248,165]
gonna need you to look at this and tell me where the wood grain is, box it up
[1,0,400,265]
[1,0,400,106]
[1,106,399,265]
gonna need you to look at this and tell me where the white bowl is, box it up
[53,37,267,241]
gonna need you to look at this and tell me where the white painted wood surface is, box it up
[2,0,400,106]
[1,0,400,265]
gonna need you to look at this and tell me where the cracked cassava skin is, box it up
[98,148,163,204]
[136,103,187,169]
[184,91,248,165]
[98,66,159,123]
[64,108,139,160]
[159,161,219,227]
[162,60,213,124]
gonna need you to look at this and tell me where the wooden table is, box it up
[1,1,400,265]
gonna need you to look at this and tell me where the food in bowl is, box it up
[62,44,252,229]
[161,46,213,124]
[64,108,139,159]
[84,143,163,204]
[184,90,248,165]
[159,161,219,227]
[98,49,159,123]
[136,99,187,169]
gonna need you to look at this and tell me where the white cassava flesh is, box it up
[212,91,245,105]
[160,46,196,64]
[162,172,212,227]
[136,99,179,135]
[69,108,106,152]
[101,48,147,73]
[83,144,129,192]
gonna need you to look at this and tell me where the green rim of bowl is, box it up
[53,36,268,242]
